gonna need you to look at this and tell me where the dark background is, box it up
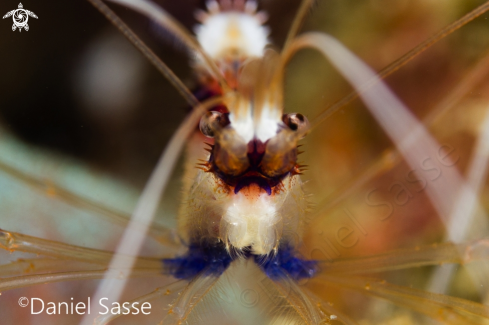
[0,0,304,185]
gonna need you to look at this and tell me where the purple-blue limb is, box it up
[255,245,319,281]
[163,242,318,282]
[163,241,232,279]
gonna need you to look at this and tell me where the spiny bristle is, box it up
[195,162,212,172]
[195,167,213,172]
[290,166,301,176]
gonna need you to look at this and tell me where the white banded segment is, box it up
[179,167,308,255]
[194,0,269,64]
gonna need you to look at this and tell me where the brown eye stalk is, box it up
[282,113,310,137]
[199,111,249,177]
[257,113,310,178]
[199,111,230,138]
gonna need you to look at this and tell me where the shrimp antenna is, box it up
[79,95,226,324]
[285,30,489,297]
[104,0,231,93]
[306,0,489,130]
[87,0,199,107]
[282,0,316,51]
[270,0,317,113]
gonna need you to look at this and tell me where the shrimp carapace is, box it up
[165,1,316,279]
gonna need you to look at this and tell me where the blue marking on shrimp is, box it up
[163,242,317,281]
[163,241,232,279]
[255,245,319,281]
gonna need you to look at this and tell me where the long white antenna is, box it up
[79,96,225,324]
[87,0,199,107]
[285,32,488,299]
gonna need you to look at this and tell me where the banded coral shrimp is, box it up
[1,0,489,324]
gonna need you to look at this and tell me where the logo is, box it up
[3,3,37,32]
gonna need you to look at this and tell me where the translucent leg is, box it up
[309,49,489,228]
[162,271,220,324]
[0,229,163,269]
[0,159,180,249]
[320,239,489,274]
[0,268,160,291]
[285,33,489,300]
[271,270,326,325]
[301,1,489,129]
[315,274,489,324]
[428,107,489,296]
[288,31,475,227]
[0,258,100,276]
[306,289,360,325]
[93,279,187,325]
[83,96,225,325]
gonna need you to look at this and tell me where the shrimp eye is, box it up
[199,111,230,138]
[259,113,310,178]
[201,111,249,176]
[282,113,309,135]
